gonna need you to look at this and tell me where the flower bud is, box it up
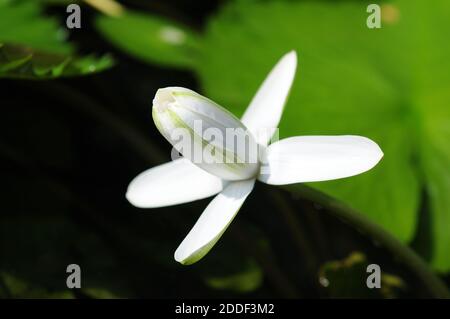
[152,87,260,180]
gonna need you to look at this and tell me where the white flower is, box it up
[126,51,384,265]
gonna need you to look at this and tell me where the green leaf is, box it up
[0,44,114,79]
[189,0,450,271]
[0,0,114,78]
[419,88,450,272]
[0,48,32,72]
[95,10,201,69]
[0,0,72,55]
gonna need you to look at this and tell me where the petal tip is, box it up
[374,143,384,163]
[174,249,194,266]
[153,88,176,113]
[125,177,156,209]
[351,135,384,169]
[356,136,384,172]
[284,50,297,68]
[174,241,207,265]
[125,185,146,209]
[286,49,297,58]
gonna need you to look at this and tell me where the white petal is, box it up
[153,87,260,180]
[258,136,383,185]
[126,158,225,208]
[174,179,255,265]
[241,51,297,146]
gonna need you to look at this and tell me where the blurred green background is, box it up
[0,0,449,298]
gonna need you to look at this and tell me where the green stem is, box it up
[293,185,450,298]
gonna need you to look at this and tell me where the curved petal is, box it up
[241,51,297,146]
[153,87,259,180]
[258,136,383,185]
[126,158,226,208]
[174,179,255,265]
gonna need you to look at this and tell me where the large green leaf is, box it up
[194,0,450,271]
[419,87,450,271]
[0,0,113,78]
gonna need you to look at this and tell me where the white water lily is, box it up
[126,51,383,265]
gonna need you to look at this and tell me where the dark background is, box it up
[0,0,448,298]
